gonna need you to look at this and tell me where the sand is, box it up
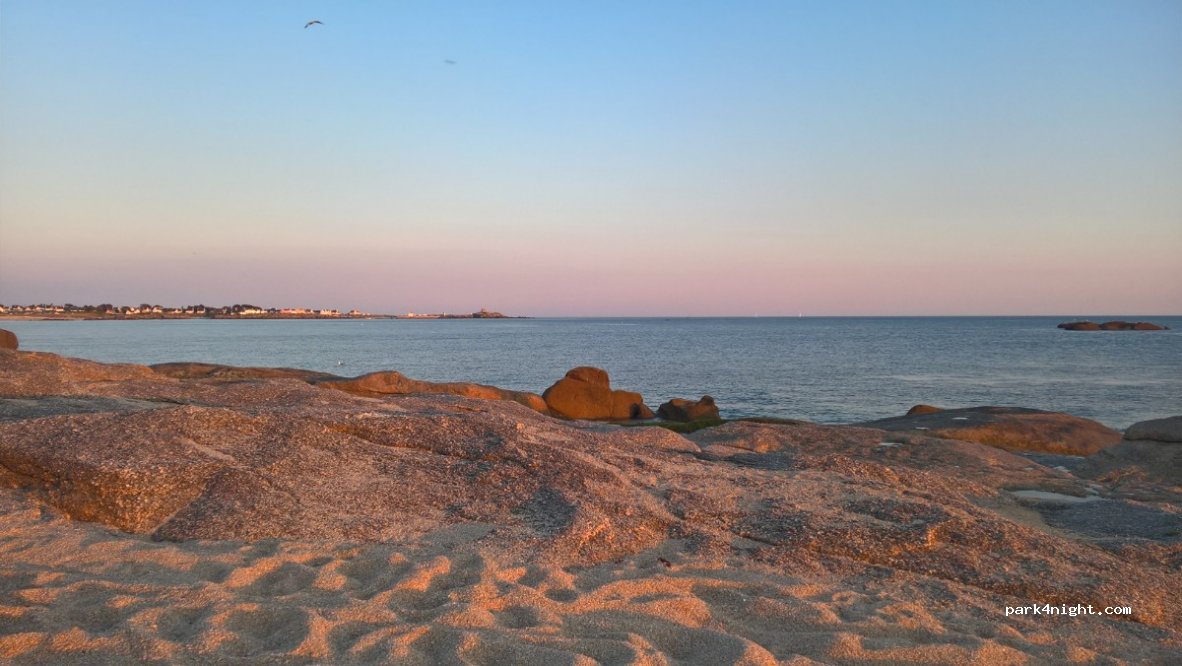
[4,486,1178,665]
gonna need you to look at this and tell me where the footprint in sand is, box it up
[328,621,384,656]
[335,551,413,600]
[190,560,233,583]
[493,605,542,629]
[544,588,579,603]
[58,583,128,633]
[390,555,485,613]
[222,605,309,654]
[241,562,317,597]
[156,606,210,642]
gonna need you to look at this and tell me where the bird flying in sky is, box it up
[304,20,323,29]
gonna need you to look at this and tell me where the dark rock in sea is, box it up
[1058,320,1167,331]
[1057,321,1102,331]
[855,406,1121,455]
[657,395,720,422]
[0,329,17,350]
[1102,321,1167,331]
[542,366,652,420]
[906,404,942,416]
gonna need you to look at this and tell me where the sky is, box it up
[1,1,1180,316]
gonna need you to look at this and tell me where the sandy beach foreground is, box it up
[1,347,1180,664]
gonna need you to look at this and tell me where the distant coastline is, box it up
[0,304,525,321]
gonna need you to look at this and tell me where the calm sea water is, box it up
[5,317,1180,429]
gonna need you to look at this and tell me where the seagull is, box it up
[304,20,323,29]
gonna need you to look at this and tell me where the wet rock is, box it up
[0,396,169,422]
[657,396,720,422]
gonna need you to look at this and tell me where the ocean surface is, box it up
[5,317,1180,430]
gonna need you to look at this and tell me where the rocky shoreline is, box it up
[1,330,1180,663]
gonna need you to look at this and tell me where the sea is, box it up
[5,316,1180,430]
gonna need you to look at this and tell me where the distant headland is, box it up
[0,303,523,321]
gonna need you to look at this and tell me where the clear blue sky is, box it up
[2,1,1180,315]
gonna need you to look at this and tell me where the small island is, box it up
[397,308,519,319]
[1058,320,1169,331]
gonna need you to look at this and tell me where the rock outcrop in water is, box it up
[1058,320,1168,331]
[855,406,1122,455]
[542,366,654,420]
[657,395,720,422]
[1,348,1180,663]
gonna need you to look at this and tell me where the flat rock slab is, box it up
[1078,439,1182,489]
[0,349,158,396]
[317,370,549,413]
[1014,493,1182,543]
[855,406,1121,455]
[150,362,342,382]
[0,396,172,422]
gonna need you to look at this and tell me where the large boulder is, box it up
[906,404,943,416]
[542,366,653,420]
[1124,416,1182,443]
[855,406,1121,455]
[657,395,720,422]
[0,329,17,350]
